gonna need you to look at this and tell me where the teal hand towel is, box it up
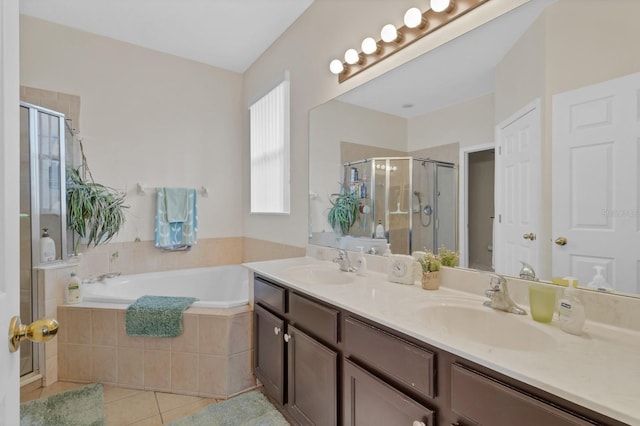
[125,295,197,337]
[155,188,198,249]
[164,187,190,222]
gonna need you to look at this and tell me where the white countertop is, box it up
[244,256,640,425]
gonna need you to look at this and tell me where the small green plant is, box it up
[327,184,360,236]
[66,166,128,256]
[438,247,459,267]
[418,250,441,272]
[418,247,459,272]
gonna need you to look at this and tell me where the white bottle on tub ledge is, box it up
[65,272,82,305]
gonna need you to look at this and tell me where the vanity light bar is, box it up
[330,0,490,83]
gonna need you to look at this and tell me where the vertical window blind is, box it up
[249,78,290,213]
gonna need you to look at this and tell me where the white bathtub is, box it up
[82,264,249,308]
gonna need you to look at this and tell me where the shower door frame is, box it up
[20,102,67,381]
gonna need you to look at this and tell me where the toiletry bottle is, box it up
[558,277,585,335]
[383,243,392,257]
[40,228,56,262]
[375,220,385,238]
[355,246,367,276]
[587,266,611,291]
[65,272,82,304]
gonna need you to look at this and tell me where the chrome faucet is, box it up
[519,261,538,281]
[98,272,121,281]
[333,249,356,272]
[483,274,527,315]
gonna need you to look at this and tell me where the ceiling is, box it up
[19,0,314,73]
[337,0,556,119]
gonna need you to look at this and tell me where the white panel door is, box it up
[0,0,22,424]
[494,100,541,277]
[553,72,640,294]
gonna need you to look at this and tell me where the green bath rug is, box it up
[167,390,289,426]
[20,383,105,426]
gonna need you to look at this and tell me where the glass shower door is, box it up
[19,103,67,378]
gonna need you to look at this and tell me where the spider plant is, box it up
[66,166,128,256]
[327,184,360,236]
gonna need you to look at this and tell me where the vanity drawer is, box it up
[254,277,286,315]
[343,359,434,426]
[289,292,339,345]
[451,364,594,426]
[344,316,435,399]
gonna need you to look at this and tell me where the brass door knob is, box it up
[9,316,58,353]
[522,232,537,241]
[555,237,568,246]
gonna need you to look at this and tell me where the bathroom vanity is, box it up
[245,257,638,426]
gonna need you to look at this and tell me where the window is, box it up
[249,77,290,214]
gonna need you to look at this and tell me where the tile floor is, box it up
[21,381,292,425]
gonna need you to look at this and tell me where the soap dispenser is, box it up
[558,277,585,335]
[587,266,611,292]
[355,246,367,276]
[40,228,56,263]
[375,220,385,239]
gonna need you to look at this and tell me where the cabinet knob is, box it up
[412,422,426,426]
[284,333,291,343]
[274,326,281,336]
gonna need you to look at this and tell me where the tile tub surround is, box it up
[57,304,255,399]
[248,255,640,425]
[75,237,305,280]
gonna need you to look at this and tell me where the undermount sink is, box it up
[419,302,557,351]
[282,264,355,285]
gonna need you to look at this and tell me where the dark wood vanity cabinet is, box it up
[253,303,285,404]
[253,274,626,426]
[253,276,339,425]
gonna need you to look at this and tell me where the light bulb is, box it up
[344,48,362,65]
[404,7,425,29]
[381,24,401,43]
[329,59,344,75]
[430,0,454,13]
[361,37,379,55]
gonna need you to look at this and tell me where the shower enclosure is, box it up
[343,157,457,255]
[19,102,68,379]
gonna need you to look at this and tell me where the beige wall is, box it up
[408,93,495,151]
[309,99,406,234]
[18,1,530,269]
[20,15,244,246]
[243,0,530,248]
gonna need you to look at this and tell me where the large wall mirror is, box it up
[309,0,640,298]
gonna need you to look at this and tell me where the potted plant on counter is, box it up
[418,250,441,290]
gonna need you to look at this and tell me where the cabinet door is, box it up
[286,325,338,426]
[451,364,594,426]
[254,304,285,404]
[344,359,434,426]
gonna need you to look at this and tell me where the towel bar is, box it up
[136,183,209,197]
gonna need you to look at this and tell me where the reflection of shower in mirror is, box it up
[413,190,432,227]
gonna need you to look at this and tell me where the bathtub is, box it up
[82,264,249,308]
[58,264,255,398]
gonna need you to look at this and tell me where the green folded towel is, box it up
[163,187,190,222]
[125,295,197,337]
